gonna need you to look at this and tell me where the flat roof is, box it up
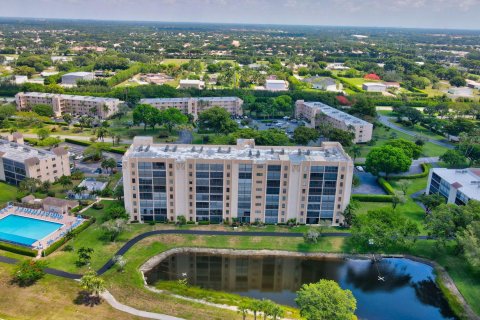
[140,97,241,103]
[62,72,93,77]
[432,168,480,200]
[302,101,371,126]
[180,79,204,83]
[20,92,120,103]
[0,139,58,162]
[125,138,350,164]
[363,82,387,87]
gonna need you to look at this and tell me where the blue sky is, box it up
[0,0,479,30]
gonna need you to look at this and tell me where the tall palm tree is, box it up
[349,145,362,163]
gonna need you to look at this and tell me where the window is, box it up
[132,178,136,183]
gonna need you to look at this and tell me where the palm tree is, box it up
[57,175,72,191]
[19,178,41,193]
[237,302,249,320]
[349,145,362,162]
[80,270,105,298]
[249,301,262,320]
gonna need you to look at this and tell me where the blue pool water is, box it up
[0,215,63,246]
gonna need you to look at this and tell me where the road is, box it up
[378,115,454,150]
[59,142,123,174]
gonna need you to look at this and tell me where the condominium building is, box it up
[265,80,289,91]
[427,168,480,205]
[122,137,353,226]
[0,134,70,185]
[139,97,243,120]
[178,79,205,90]
[295,100,373,143]
[15,92,121,119]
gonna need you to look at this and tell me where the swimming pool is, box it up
[0,215,63,246]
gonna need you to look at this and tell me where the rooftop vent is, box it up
[191,146,196,152]
[145,145,150,152]
[271,148,274,154]
[23,147,30,152]
[172,146,177,152]
[256,150,260,158]
[199,146,203,153]
[306,150,311,155]
[138,145,143,152]
[281,149,285,155]
[164,145,169,152]
[227,147,231,153]
[248,150,252,157]
[217,147,222,153]
[298,149,302,155]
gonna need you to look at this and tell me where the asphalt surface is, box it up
[0,229,433,281]
[60,142,123,174]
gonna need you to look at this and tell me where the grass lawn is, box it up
[0,263,143,320]
[388,118,449,141]
[0,182,18,206]
[356,125,448,158]
[161,58,190,66]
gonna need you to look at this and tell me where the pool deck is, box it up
[0,205,85,253]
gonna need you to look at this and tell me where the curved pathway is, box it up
[378,115,454,150]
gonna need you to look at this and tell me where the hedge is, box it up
[352,194,393,202]
[42,217,96,257]
[0,241,37,257]
[389,163,431,180]
[64,138,126,154]
[377,177,395,195]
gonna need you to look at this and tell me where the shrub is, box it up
[351,194,393,202]
[42,218,95,256]
[377,177,395,195]
[47,191,55,197]
[0,242,37,257]
[12,259,48,286]
[92,202,104,210]
[148,220,156,225]
[198,220,210,225]
[389,163,431,180]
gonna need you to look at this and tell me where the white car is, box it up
[356,166,364,172]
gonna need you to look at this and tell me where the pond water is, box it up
[144,252,456,320]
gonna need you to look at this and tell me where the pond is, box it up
[144,252,456,320]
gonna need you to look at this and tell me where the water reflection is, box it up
[144,253,456,320]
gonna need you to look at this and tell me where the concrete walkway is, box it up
[378,115,454,150]
[101,290,184,320]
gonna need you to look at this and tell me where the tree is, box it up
[457,221,480,269]
[101,158,116,173]
[103,205,128,221]
[385,139,422,159]
[439,150,467,168]
[397,180,411,196]
[273,95,293,115]
[63,113,73,125]
[365,145,412,178]
[349,145,362,163]
[31,104,54,117]
[293,126,319,145]
[249,300,262,320]
[96,127,108,142]
[36,127,50,140]
[14,66,36,77]
[391,191,406,210]
[80,270,106,298]
[198,106,238,135]
[113,255,127,272]
[304,229,321,243]
[57,175,72,191]
[418,193,445,214]
[351,208,419,250]
[19,177,40,193]
[83,144,103,161]
[350,96,376,118]
[12,259,48,287]
[342,201,358,227]
[76,247,94,267]
[425,201,479,247]
[237,302,249,320]
[113,185,124,201]
[132,104,159,131]
[102,219,128,242]
[158,108,188,133]
[295,280,357,320]
[450,76,466,87]
[403,108,424,127]
[327,128,355,147]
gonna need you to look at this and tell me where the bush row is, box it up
[377,177,396,195]
[351,194,393,202]
[0,242,37,257]
[42,217,96,257]
[389,163,431,180]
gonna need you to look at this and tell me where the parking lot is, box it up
[245,118,304,139]
[59,142,123,174]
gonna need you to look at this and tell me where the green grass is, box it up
[161,59,191,66]
[388,118,449,141]
[0,182,18,205]
[356,125,448,158]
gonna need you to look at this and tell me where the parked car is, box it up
[356,166,364,172]
[93,168,103,174]
[117,161,123,168]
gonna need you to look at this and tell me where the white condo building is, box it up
[295,100,373,143]
[427,168,480,205]
[139,97,243,120]
[122,137,353,226]
[15,92,121,119]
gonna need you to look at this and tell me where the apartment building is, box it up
[427,168,480,205]
[178,79,205,90]
[122,137,353,226]
[139,97,243,120]
[15,92,121,119]
[295,100,373,143]
[0,134,70,186]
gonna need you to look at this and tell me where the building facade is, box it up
[0,135,70,185]
[295,100,373,143]
[122,137,353,226]
[426,168,480,205]
[179,80,205,89]
[15,92,121,118]
[61,72,95,85]
[265,80,289,91]
[139,97,243,120]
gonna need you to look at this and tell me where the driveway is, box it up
[59,142,123,174]
[352,171,387,195]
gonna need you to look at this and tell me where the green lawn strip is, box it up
[387,118,447,140]
[0,182,18,206]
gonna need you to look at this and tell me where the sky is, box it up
[1,0,480,30]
